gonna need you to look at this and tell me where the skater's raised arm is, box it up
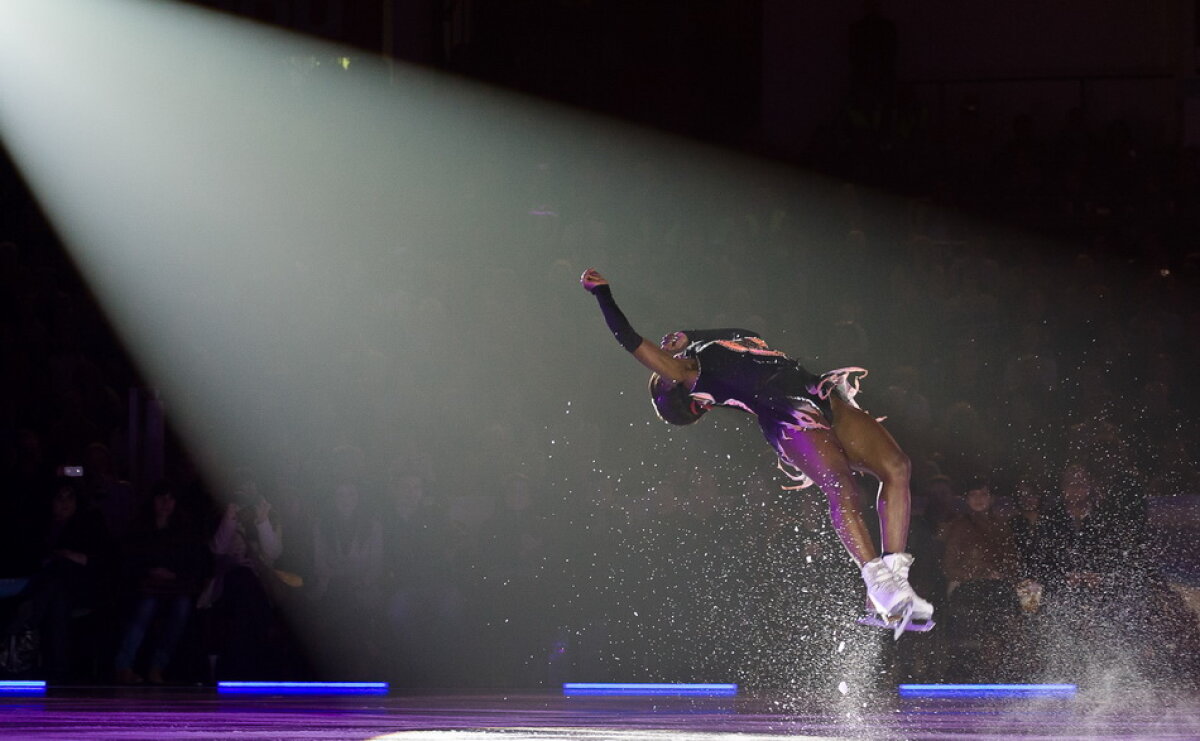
[580,268,696,385]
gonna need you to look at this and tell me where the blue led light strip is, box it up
[899,683,1077,698]
[0,680,46,692]
[563,683,738,696]
[217,681,389,695]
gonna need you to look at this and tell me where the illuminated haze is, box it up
[1,0,895,685]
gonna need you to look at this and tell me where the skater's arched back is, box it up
[581,267,935,636]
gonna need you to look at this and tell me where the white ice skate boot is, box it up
[860,557,913,640]
[883,552,935,630]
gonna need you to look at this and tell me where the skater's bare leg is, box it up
[776,428,877,567]
[827,395,933,632]
[828,395,912,554]
[778,421,928,633]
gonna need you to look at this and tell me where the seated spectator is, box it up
[112,481,206,685]
[311,480,383,603]
[941,478,1022,679]
[919,473,958,538]
[1,478,111,680]
[310,478,383,678]
[381,465,446,687]
[197,470,284,680]
[1038,463,1119,600]
[1008,477,1051,588]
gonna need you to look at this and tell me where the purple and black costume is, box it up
[591,284,870,488]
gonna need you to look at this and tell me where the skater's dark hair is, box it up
[649,373,707,426]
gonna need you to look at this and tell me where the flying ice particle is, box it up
[837,641,845,653]
[838,681,848,695]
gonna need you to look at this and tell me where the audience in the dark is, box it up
[2,478,110,680]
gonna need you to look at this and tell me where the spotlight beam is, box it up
[0,0,821,682]
[0,0,593,472]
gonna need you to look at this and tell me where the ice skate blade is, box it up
[892,603,914,640]
[856,612,935,636]
[864,594,914,640]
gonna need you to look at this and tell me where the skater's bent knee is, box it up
[878,451,911,484]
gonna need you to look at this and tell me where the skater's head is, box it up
[648,373,707,426]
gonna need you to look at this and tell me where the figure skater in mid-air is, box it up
[581,268,933,637]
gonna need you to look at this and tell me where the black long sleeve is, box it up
[591,285,644,353]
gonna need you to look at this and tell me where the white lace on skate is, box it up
[860,556,932,640]
[862,559,909,614]
[883,552,935,622]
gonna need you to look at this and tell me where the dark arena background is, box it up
[2,1,1200,738]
